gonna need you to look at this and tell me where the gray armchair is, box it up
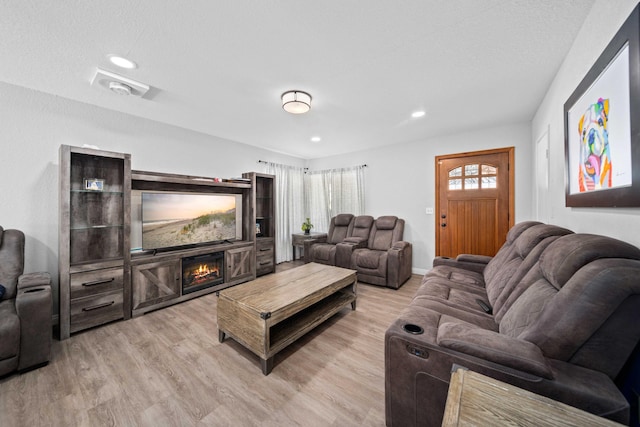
[348,216,412,289]
[0,227,52,376]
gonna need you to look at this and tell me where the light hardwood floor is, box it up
[0,262,421,427]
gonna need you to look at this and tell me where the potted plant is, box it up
[301,218,314,235]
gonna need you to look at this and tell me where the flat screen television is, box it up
[141,192,241,251]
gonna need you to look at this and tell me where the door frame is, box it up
[435,146,515,256]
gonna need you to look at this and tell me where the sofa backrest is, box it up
[368,216,404,251]
[482,221,542,286]
[326,214,354,244]
[484,224,573,317]
[351,215,374,241]
[0,227,25,300]
[499,234,640,378]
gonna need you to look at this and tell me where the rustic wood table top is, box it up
[442,368,623,427]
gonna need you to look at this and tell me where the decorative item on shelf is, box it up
[256,222,262,236]
[83,178,104,191]
[301,218,313,235]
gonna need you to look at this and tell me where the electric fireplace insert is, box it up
[182,252,224,294]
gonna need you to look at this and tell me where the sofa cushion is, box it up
[324,214,354,244]
[540,234,640,290]
[310,244,334,264]
[351,215,374,241]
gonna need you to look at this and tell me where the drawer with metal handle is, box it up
[70,268,124,299]
[70,289,124,333]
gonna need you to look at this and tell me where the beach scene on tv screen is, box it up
[142,193,237,249]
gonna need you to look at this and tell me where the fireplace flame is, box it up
[194,263,219,280]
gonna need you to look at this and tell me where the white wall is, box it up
[307,122,534,274]
[0,82,303,311]
[531,0,640,246]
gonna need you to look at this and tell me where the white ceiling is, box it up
[0,0,595,159]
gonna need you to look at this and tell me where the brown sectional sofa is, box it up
[385,221,640,426]
[304,214,412,289]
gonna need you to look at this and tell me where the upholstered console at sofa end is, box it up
[385,226,640,426]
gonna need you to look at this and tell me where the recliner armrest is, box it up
[455,254,493,264]
[342,236,368,247]
[18,272,51,290]
[391,241,410,251]
[387,241,412,289]
[436,322,553,379]
[16,272,52,371]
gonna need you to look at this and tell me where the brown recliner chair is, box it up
[304,214,354,265]
[348,216,412,289]
[0,227,52,376]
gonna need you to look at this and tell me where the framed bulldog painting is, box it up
[564,5,640,207]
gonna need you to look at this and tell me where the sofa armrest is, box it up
[436,322,553,379]
[343,236,368,247]
[387,241,412,289]
[16,272,52,370]
[334,240,361,268]
[432,255,489,274]
[456,254,493,264]
[18,272,51,290]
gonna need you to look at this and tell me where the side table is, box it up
[442,367,622,426]
[292,232,327,261]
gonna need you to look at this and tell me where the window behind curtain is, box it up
[304,165,365,233]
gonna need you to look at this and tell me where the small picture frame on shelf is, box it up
[255,222,262,237]
[84,178,104,191]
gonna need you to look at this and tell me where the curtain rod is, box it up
[258,159,367,169]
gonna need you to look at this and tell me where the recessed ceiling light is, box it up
[411,110,426,118]
[311,136,321,142]
[108,55,137,70]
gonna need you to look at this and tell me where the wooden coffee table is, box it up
[217,262,357,374]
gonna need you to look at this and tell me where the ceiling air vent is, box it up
[90,68,150,98]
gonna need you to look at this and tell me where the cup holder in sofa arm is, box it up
[403,324,424,335]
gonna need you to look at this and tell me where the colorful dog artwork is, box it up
[578,98,611,192]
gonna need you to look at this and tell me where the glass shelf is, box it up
[70,190,124,195]
[70,224,124,231]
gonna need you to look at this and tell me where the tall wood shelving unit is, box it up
[243,172,276,276]
[58,145,131,340]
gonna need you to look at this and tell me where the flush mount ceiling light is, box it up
[311,136,322,142]
[411,110,426,118]
[282,90,312,114]
[108,55,137,70]
[91,68,150,98]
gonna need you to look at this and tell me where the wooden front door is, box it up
[435,147,514,258]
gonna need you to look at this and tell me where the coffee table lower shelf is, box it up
[219,290,355,374]
[217,263,357,375]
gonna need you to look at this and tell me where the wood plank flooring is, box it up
[0,262,421,427]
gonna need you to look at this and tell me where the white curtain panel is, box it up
[304,172,331,233]
[264,162,305,263]
[304,165,365,233]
